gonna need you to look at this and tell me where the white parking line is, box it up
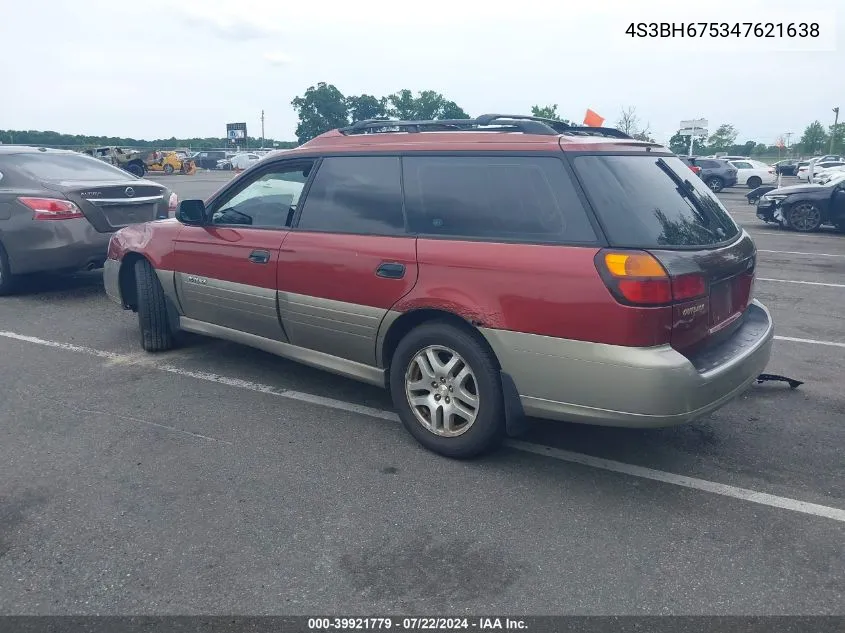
[775,335,845,349]
[757,277,845,288]
[758,249,845,259]
[1,330,844,524]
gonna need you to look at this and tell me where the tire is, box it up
[163,164,175,175]
[747,176,762,189]
[0,241,16,296]
[785,202,823,233]
[126,162,144,178]
[706,177,724,193]
[134,258,175,352]
[389,321,505,459]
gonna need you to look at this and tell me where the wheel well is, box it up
[118,252,146,310]
[380,308,501,372]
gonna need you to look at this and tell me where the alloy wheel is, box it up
[404,345,480,437]
[788,203,822,232]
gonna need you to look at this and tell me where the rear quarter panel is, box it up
[397,239,673,347]
[110,219,183,269]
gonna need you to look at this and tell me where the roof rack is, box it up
[338,113,634,139]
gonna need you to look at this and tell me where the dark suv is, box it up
[104,114,773,458]
[682,157,738,192]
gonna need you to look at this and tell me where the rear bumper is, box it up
[103,258,123,306]
[480,301,774,428]
[5,218,111,275]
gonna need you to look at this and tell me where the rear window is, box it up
[402,156,597,243]
[7,152,132,182]
[697,159,721,169]
[572,155,741,248]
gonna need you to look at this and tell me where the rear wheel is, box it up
[747,176,762,188]
[163,164,175,175]
[389,322,505,459]
[126,162,144,177]
[706,176,724,192]
[786,202,822,232]
[134,258,175,351]
[0,241,16,296]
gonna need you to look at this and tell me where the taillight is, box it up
[595,250,707,307]
[18,197,84,220]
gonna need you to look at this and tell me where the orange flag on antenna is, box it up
[583,109,605,127]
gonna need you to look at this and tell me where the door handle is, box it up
[376,262,405,279]
[248,250,270,264]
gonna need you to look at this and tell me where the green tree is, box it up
[752,143,768,156]
[706,124,739,153]
[346,94,387,123]
[385,89,469,120]
[829,122,845,154]
[668,132,689,155]
[799,120,828,155]
[291,82,350,144]
[530,104,571,125]
[0,129,296,151]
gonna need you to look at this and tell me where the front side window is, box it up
[211,161,315,229]
[402,156,597,243]
[296,156,405,235]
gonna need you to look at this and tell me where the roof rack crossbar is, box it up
[337,114,635,139]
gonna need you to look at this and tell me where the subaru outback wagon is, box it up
[104,114,774,458]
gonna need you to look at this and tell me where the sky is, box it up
[0,0,842,146]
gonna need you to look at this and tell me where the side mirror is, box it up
[177,199,207,225]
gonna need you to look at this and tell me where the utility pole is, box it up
[830,107,840,155]
[260,110,265,149]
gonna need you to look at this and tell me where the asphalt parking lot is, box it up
[1,172,843,615]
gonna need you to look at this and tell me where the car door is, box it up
[277,155,418,367]
[171,157,317,341]
[831,181,845,225]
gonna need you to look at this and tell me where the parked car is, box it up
[230,152,263,170]
[104,113,773,458]
[813,165,845,184]
[679,156,702,176]
[728,159,776,188]
[686,158,738,192]
[190,150,230,170]
[803,157,845,182]
[808,161,845,182]
[0,146,177,295]
[756,172,845,232]
[772,159,799,176]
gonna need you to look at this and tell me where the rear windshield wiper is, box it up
[655,157,723,238]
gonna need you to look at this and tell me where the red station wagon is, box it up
[104,114,774,458]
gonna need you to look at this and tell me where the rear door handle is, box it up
[376,262,405,279]
[248,250,270,264]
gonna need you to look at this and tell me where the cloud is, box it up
[177,2,283,40]
[263,51,293,67]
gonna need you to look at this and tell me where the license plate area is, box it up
[709,279,737,328]
[104,204,156,228]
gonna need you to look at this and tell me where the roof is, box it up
[0,145,77,155]
[287,113,667,156]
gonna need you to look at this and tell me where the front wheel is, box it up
[0,241,16,296]
[786,202,822,232]
[389,322,505,459]
[134,258,175,351]
[747,176,762,189]
[163,164,175,175]
[706,177,724,193]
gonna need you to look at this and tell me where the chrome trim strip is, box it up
[87,195,164,206]
[179,317,385,387]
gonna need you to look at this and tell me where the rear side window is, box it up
[697,160,720,169]
[573,155,740,248]
[297,156,405,235]
[402,156,597,243]
[10,153,132,181]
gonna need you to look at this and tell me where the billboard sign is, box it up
[226,122,247,142]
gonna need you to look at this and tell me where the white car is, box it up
[804,156,845,181]
[230,152,262,170]
[728,159,776,188]
[813,165,845,184]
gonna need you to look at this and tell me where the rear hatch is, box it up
[571,153,755,355]
[46,180,166,232]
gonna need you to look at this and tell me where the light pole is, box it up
[831,107,840,155]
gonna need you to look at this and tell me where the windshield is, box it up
[573,154,741,248]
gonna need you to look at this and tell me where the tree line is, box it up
[4,81,842,158]
[669,121,844,158]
